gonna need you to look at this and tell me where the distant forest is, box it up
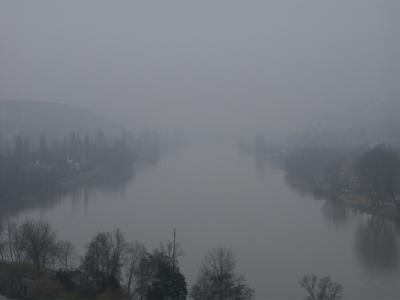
[245,134,400,220]
[0,129,162,201]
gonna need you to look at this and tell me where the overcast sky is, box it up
[0,1,398,137]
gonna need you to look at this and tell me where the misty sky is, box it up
[0,1,399,137]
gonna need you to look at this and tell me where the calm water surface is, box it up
[13,141,400,299]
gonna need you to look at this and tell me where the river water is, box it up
[12,141,400,299]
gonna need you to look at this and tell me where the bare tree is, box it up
[1,221,25,263]
[82,232,114,288]
[112,229,128,281]
[20,219,57,271]
[299,274,343,300]
[191,247,254,300]
[82,229,127,290]
[159,236,184,270]
[56,240,76,271]
[124,241,147,299]
[0,220,64,271]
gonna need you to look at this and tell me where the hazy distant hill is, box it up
[0,100,123,140]
[286,100,400,148]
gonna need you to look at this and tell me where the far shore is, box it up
[338,195,400,221]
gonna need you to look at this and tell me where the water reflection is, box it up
[0,165,136,221]
[354,216,399,273]
[321,201,349,226]
[281,157,400,275]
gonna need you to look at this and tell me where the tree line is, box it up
[0,219,342,300]
[0,130,162,199]
[0,219,255,300]
[283,144,400,217]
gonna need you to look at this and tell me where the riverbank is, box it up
[340,195,400,221]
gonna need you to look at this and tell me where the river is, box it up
[11,140,400,299]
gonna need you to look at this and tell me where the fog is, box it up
[2,2,400,299]
[1,0,399,137]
